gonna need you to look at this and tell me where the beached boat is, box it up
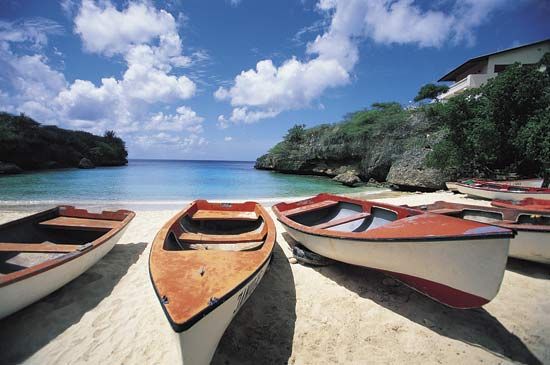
[455,181,550,201]
[446,178,543,192]
[0,206,135,319]
[149,200,275,364]
[273,193,513,309]
[414,201,550,264]
[492,198,550,212]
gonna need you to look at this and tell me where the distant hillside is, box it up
[0,112,128,173]
[256,54,550,190]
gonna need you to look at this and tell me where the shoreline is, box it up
[0,188,395,212]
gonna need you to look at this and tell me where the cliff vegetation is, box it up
[0,112,128,174]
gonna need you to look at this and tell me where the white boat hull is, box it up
[456,184,550,201]
[510,230,550,264]
[176,257,270,364]
[283,225,509,308]
[0,226,128,319]
[445,182,459,192]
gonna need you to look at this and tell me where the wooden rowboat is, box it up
[492,198,550,213]
[414,201,550,264]
[455,181,550,201]
[273,193,513,309]
[447,178,543,192]
[149,200,275,364]
[0,206,135,319]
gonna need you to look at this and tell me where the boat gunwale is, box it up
[455,182,550,194]
[273,193,515,242]
[148,200,276,333]
[412,201,550,233]
[0,206,135,288]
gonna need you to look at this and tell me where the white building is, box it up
[438,39,550,100]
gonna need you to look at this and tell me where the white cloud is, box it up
[224,136,233,141]
[145,106,204,133]
[75,0,177,56]
[135,132,207,152]
[0,1,204,154]
[216,0,509,123]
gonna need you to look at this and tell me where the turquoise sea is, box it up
[0,160,383,209]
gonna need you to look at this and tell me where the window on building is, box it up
[494,64,509,73]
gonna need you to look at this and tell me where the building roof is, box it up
[438,38,550,82]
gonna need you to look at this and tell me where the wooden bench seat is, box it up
[191,210,259,221]
[285,200,339,217]
[428,208,465,215]
[0,242,84,253]
[313,212,370,230]
[39,217,119,231]
[178,230,265,244]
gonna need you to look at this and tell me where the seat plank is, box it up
[178,231,265,243]
[428,208,465,215]
[313,212,370,230]
[285,200,339,217]
[0,242,82,253]
[191,210,258,221]
[39,217,118,231]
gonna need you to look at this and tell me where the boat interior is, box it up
[417,202,550,226]
[164,202,268,251]
[285,200,399,232]
[0,207,127,277]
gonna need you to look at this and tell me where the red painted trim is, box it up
[384,270,489,309]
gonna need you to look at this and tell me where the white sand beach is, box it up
[1,191,549,364]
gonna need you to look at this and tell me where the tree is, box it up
[427,53,550,179]
[414,83,449,102]
[284,124,306,144]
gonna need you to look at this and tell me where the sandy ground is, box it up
[0,191,549,365]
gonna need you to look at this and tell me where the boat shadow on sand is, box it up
[0,242,147,365]
[212,242,297,365]
[505,258,550,280]
[282,233,542,365]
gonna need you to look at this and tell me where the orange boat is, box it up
[492,198,550,212]
[273,193,513,309]
[149,200,275,364]
[0,206,134,319]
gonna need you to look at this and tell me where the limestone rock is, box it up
[78,158,95,169]
[333,171,362,187]
[0,161,23,175]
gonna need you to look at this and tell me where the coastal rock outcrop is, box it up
[333,171,362,187]
[0,161,23,175]
[0,112,128,173]
[255,107,448,191]
[386,148,451,190]
[78,158,95,169]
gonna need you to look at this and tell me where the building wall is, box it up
[487,41,550,77]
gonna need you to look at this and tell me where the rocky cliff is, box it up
[0,112,128,175]
[255,103,451,190]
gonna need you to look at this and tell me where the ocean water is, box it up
[0,160,383,208]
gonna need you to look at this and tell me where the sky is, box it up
[0,0,548,161]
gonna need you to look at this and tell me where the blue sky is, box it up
[0,0,548,161]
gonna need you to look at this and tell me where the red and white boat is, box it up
[492,198,550,212]
[447,178,543,192]
[0,206,135,319]
[414,201,550,265]
[273,193,513,309]
[455,181,550,201]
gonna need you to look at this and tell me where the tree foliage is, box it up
[426,54,550,178]
[414,83,450,102]
[0,113,128,170]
